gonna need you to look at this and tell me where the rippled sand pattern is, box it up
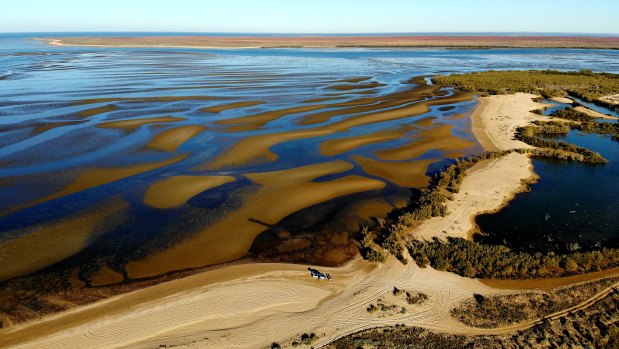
[0,48,481,286]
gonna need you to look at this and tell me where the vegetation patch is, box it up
[432,70,619,111]
[357,150,513,264]
[292,333,318,347]
[326,289,619,349]
[451,276,619,328]
[515,121,607,163]
[408,237,619,279]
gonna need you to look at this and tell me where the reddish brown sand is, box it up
[47,35,619,49]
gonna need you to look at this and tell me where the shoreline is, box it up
[2,93,617,348]
[411,93,547,241]
[41,35,619,50]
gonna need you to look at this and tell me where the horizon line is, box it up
[2,31,619,36]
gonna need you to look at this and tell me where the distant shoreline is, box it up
[43,35,619,49]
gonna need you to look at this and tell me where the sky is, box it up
[2,0,619,34]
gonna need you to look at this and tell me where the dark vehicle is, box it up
[307,268,332,280]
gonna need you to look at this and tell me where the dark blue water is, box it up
[476,130,619,252]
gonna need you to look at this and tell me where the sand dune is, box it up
[410,94,549,241]
[470,93,549,151]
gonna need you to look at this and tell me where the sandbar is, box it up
[143,175,235,209]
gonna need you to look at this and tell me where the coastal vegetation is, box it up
[407,237,619,279]
[432,70,619,111]
[451,277,619,328]
[549,107,619,139]
[357,150,513,264]
[515,121,608,163]
[326,288,619,349]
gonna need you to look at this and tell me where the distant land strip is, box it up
[44,35,619,49]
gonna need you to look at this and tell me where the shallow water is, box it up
[1,34,619,283]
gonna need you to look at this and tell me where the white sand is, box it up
[573,106,619,120]
[549,96,573,104]
[412,152,535,241]
[412,93,546,241]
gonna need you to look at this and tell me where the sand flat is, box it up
[207,128,332,169]
[0,201,126,282]
[353,155,437,188]
[200,101,264,113]
[78,104,117,118]
[48,35,619,49]
[319,128,408,156]
[147,125,206,152]
[125,161,385,278]
[97,116,185,130]
[377,124,475,161]
[143,175,235,209]
[1,155,186,217]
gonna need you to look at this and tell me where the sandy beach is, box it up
[2,93,617,348]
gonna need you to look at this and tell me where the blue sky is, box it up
[3,0,619,34]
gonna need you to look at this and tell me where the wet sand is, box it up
[0,200,126,282]
[126,161,385,278]
[481,267,619,291]
[200,101,264,113]
[0,155,186,216]
[319,128,409,156]
[143,175,236,209]
[353,155,437,188]
[97,116,185,130]
[377,124,475,161]
[46,35,619,49]
[147,125,206,152]
[208,92,473,169]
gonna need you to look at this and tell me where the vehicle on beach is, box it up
[307,267,332,280]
